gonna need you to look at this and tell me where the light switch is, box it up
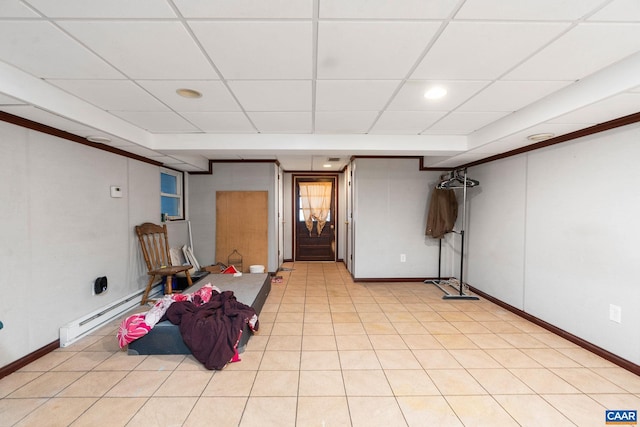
[110,186,123,198]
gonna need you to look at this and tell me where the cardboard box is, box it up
[203,265,221,274]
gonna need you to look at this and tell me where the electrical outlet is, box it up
[609,304,621,323]
[400,254,406,263]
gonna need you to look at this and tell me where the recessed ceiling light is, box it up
[176,88,202,99]
[424,86,447,100]
[323,164,332,168]
[527,133,555,142]
[86,135,111,144]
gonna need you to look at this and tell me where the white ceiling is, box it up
[1,0,639,172]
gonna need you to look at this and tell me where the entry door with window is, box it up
[295,176,337,261]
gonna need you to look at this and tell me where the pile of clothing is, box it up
[117,283,259,370]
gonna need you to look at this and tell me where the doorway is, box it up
[294,175,337,261]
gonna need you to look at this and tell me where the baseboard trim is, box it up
[0,340,59,380]
[468,285,639,376]
[353,277,430,282]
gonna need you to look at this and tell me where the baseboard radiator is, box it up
[59,285,161,347]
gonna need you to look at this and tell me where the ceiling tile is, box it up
[180,112,256,133]
[49,79,169,111]
[505,23,640,81]
[25,0,177,18]
[456,0,607,20]
[319,0,459,19]
[190,21,312,80]
[317,22,441,79]
[458,80,572,112]
[0,22,122,79]
[59,21,217,79]
[424,111,509,133]
[547,93,640,124]
[412,22,570,80]
[173,0,312,18]
[588,0,640,22]
[315,111,379,133]
[390,80,490,111]
[227,80,311,111]
[0,0,39,17]
[111,111,200,132]
[137,80,240,112]
[316,80,400,111]
[247,112,312,133]
[369,111,448,134]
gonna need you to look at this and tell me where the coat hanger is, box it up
[436,170,479,189]
[454,170,479,187]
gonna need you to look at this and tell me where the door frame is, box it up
[292,173,339,262]
[345,163,353,273]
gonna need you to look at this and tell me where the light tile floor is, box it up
[1,262,639,426]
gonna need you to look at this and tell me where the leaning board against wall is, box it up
[216,191,268,273]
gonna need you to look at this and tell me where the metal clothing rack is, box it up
[425,168,480,300]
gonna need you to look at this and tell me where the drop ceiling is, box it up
[1,0,639,172]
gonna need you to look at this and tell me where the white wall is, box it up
[188,162,278,272]
[0,121,162,368]
[467,123,640,365]
[464,157,527,307]
[352,158,443,278]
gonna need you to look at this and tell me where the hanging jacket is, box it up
[425,188,458,239]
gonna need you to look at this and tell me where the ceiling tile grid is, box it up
[0,0,638,170]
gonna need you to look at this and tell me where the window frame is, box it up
[160,167,184,221]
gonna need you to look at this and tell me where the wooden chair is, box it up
[135,222,193,305]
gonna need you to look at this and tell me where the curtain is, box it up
[299,182,332,236]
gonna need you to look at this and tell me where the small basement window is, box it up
[160,168,184,220]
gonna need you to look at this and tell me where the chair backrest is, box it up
[135,222,172,272]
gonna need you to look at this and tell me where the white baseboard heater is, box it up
[59,286,161,347]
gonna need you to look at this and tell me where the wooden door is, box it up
[216,191,268,272]
[295,176,336,261]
